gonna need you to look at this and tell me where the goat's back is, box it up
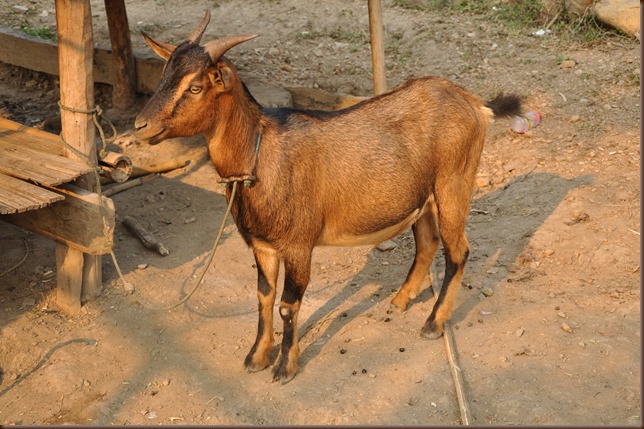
[251,77,491,248]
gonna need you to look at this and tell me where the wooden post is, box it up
[367,0,387,95]
[55,0,102,312]
[104,0,137,109]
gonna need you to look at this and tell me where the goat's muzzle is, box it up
[133,117,166,145]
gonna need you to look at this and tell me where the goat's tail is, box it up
[486,93,523,118]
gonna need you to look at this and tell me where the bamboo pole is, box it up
[367,0,387,95]
[443,321,472,425]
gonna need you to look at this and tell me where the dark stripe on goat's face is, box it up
[139,42,216,140]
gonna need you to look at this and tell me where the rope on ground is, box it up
[0,338,98,398]
[0,237,29,278]
[133,181,239,311]
[443,321,472,425]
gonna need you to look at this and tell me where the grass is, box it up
[390,0,627,43]
[554,13,629,45]
[20,24,57,42]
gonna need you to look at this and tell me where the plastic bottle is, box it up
[511,111,542,134]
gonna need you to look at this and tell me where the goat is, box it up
[134,11,522,384]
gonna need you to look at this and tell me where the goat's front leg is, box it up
[272,250,312,384]
[245,245,279,373]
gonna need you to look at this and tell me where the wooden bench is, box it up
[0,116,114,313]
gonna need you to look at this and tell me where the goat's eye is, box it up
[189,85,202,94]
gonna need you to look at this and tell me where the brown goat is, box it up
[134,11,522,383]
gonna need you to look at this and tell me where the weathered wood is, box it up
[122,215,170,256]
[82,252,103,301]
[131,157,190,178]
[104,0,137,109]
[0,139,93,186]
[0,25,151,93]
[3,184,115,255]
[55,242,83,314]
[0,26,293,104]
[287,87,367,111]
[0,25,161,94]
[0,174,64,214]
[367,0,387,95]
[102,173,157,197]
[0,117,64,156]
[55,0,102,307]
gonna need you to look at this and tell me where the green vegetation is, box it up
[20,24,57,42]
[389,0,627,43]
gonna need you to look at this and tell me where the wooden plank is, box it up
[55,242,83,314]
[0,173,64,214]
[0,139,92,186]
[3,184,115,255]
[104,0,137,109]
[0,25,162,94]
[0,117,64,156]
[368,0,387,95]
[0,26,291,101]
[287,87,367,111]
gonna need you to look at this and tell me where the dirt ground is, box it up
[0,0,641,425]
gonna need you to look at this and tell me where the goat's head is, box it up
[134,10,257,144]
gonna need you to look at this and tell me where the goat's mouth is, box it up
[134,126,167,145]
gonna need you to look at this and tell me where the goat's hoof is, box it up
[245,362,269,373]
[244,354,270,373]
[421,321,444,340]
[271,359,298,384]
[388,303,405,315]
[390,296,409,312]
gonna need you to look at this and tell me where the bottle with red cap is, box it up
[511,111,542,134]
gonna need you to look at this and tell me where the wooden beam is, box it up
[55,0,103,308]
[287,87,367,111]
[104,0,137,109]
[367,0,387,95]
[3,184,115,255]
[55,243,83,314]
[0,25,160,94]
[0,26,293,104]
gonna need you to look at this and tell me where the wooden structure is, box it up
[0,0,123,314]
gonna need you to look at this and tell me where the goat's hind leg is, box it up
[391,201,440,311]
[422,180,471,339]
[245,245,279,373]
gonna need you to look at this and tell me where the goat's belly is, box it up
[318,208,421,247]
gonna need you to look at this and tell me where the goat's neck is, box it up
[205,87,263,179]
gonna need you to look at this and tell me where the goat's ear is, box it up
[142,31,175,61]
[208,64,236,93]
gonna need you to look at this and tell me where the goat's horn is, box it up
[188,10,211,44]
[204,34,258,61]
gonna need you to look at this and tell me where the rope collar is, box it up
[217,129,262,188]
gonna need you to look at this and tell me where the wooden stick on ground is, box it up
[102,173,157,197]
[443,321,472,425]
[122,215,169,256]
[131,157,190,178]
